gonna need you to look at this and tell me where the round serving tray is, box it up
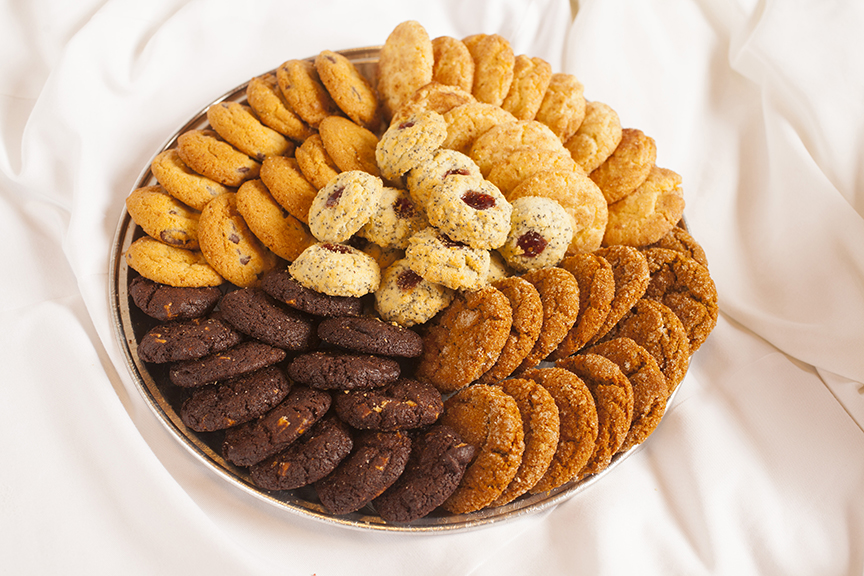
[108,46,679,533]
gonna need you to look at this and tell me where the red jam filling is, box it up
[517,231,548,257]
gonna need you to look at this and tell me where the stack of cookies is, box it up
[121,19,718,523]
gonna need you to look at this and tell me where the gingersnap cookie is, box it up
[486,146,580,198]
[125,185,200,250]
[245,73,315,143]
[169,341,288,388]
[498,196,574,272]
[642,247,718,353]
[261,268,363,318]
[440,101,518,155]
[128,276,221,321]
[179,365,292,433]
[150,149,230,212]
[374,258,455,328]
[501,55,552,121]
[295,134,341,190]
[377,20,434,121]
[468,119,564,177]
[218,287,317,351]
[424,176,512,251]
[333,378,443,431]
[604,298,690,391]
[206,101,293,162]
[644,225,708,269]
[404,227,490,291]
[137,316,241,364]
[375,110,448,182]
[462,33,515,107]
[125,236,224,287]
[288,242,380,298]
[508,168,608,255]
[222,385,332,467]
[250,415,353,491]
[556,353,633,479]
[431,36,475,93]
[259,155,318,224]
[287,350,401,391]
[564,101,622,174]
[390,81,476,127]
[275,59,339,128]
[522,367,598,494]
[360,186,428,250]
[307,170,384,243]
[373,424,475,523]
[604,165,685,247]
[489,377,560,506]
[585,337,669,452]
[235,179,315,262]
[535,73,586,143]
[589,245,650,343]
[516,267,581,373]
[551,253,616,359]
[476,276,543,384]
[317,316,423,358]
[414,286,512,394]
[197,192,278,288]
[405,148,483,208]
[176,129,260,187]
[315,49,381,131]
[439,384,524,514]
[589,128,657,204]
[318,116,380,177]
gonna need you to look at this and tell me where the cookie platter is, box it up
[109,42,698,532]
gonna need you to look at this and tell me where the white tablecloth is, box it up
[2,0,863,574]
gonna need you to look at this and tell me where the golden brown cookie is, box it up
[377,20,434,122]
[589,128,657,204]
[390,81,476,127]
[535,73,586,143]
[604,165,685,246]
[589,245,650,343]
[564,101,622,174]
[276,59,339,129]
[259,155,318,224]
[556,353,633,479]
[462,33,515,107]
[508,168,608,255]
[440,101,518,155]
[150,149,230,212]
[125,185,200,250]
[431,35,475,93]
[414,286,512,394]
[125,236,224,287]
[522,367,598,494]
[176,129,260,187]
[644,225,708,269]
[294,134,341,190]
[315,49,381,131]
[197,192,279,287]
[501,55,552,121]
[206,101,294,162]
[585,337,669,452]
[245,73,315,143]
[642,247,718,353]
[318,115,380,176]
[490,377,559,506]
[469,119,565,177]
[486,146,580,198]
[516,267,581,373]
[439,384,525,514]
[476,277,544,384]
[235,179,315,262]
[551,253,616,359]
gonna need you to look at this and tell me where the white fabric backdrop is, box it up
[1,0,862,574]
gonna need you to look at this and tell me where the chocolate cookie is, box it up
[261,268,363,318]
[137,316,241,364]
[222,385,332,467]
[169,341,287,388]
[373,424,475,523]
[249,415,353,491]
[315,430,412,515]
[218,287,317,351]
[317,316,423,358]
[286,351,401,390]
[179,365,292,432]
[589,245,649,344]
[333,378,443,431]
[128,276,221,321]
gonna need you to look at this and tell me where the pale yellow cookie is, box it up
[245,73,315,143]
[498,196,573,272]
[315,49,381,131]
[431,36,475,93]
[589,128,657,204]
[405,148,483,208]
[318,116,380,176]
[176,129,260,187]
[462,33,515,107]
[360,186,428,249]
[307,170,384,243]
[289,242,380,297]
[487,145,581,198]
[375,258,455,327]
[125,184,200,250]
[468,119,565,177]
[404,227,490,291]
[424,177,512,250]
[375,110,447,181]
[390,81,476,127]
[535,73,586,143]
[501,55,552,121]
[150,149,230,212]
[235,179,316,262]
[259,155,318,224]
[276,59,339,128]
[125,236,223,287]
[377,20,434,122]
[441,101,517,155]
[564,101,622,174]
[206,101,293,162]
[604,166,685,247]
[294,134,341,190]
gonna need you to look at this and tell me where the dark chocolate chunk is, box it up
[128,276,221,321]
[334,379,443,431]
[317,316,423,358]
[169,341,286,388]
[219,287,317,351]
[287,351,401,390]
[262,269,363,317]
[137,316,242,364]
